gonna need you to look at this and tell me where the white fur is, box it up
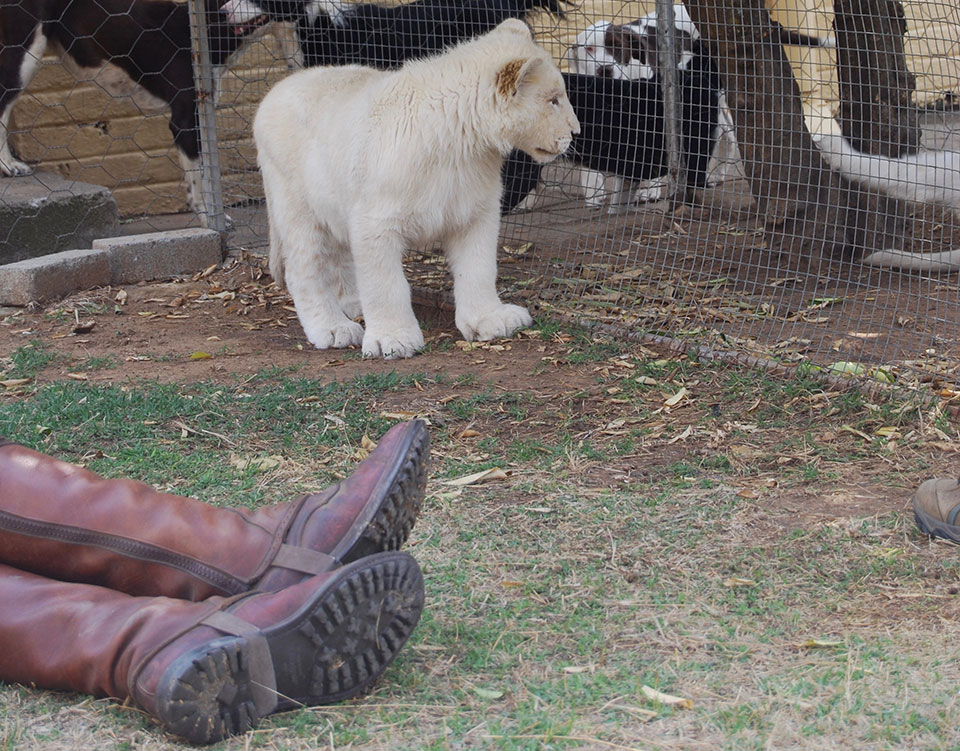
[814,130,960,272]
[0,29,47,176]
[565,7,698,82]
[255,19,579,358]
[816,131,960,219]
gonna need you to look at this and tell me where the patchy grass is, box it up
[1,326,959,751]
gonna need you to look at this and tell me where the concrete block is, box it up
[0,172,119,263]
[93,228,223,284]
[0,248,112,305]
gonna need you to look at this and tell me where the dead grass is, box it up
[1,266,960,750]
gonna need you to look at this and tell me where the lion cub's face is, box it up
[495,50,580,164]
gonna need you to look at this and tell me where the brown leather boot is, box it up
[0,420,428,600]
[0,550,424,745]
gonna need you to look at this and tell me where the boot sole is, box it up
[337,420,430,564]
[914,504,960,543]
[154,552,425,745]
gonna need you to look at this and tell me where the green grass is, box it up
[2,341,58,380]
[1,351,958,751]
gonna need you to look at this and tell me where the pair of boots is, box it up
[0,420,430,745]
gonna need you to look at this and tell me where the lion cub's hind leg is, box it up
[272,211,364,350]
[287,236,364,350]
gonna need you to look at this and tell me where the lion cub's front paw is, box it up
[458,304,533,342]
[303,320,364,350]
[362,326,425,359]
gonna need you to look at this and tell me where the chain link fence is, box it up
[1,0,958,396]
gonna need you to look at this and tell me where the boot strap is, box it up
[272,544,339,575]
[201,609,261,636]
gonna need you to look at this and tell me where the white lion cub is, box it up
[254,19,579,358]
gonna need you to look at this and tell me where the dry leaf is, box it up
[840,425,874,442]
[189,352,213,360]
[458,428,481,438]
[729,444,762,461]
[229,454,282,471]
[561,665,594,674]
[379,410,421,420]
[0,378,31,388]
[65,372,89,381]
[72,320,96,334]
[667,425,692,444]
[444,467,509,486]
[361,435,377,452]
[736,488,759,499]
[641,685,693,709]
[664,387,688,407]
[723,577,757,588]
[797,638,843,649]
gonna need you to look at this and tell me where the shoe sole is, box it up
[154,552,425,745]
[337,420,430,564]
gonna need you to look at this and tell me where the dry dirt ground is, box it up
[0,252,951,533]
[3,253,960,750]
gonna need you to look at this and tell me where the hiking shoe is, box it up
[913,476,960,542]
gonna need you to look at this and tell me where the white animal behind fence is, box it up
[254,19,579,359]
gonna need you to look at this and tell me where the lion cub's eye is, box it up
[550,96,560,106]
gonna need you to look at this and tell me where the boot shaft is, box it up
[0,441,292,598]
[0,420,427,600]
[0,562,222,699]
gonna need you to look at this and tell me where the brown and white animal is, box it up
[562,5,834,208]
[0,0,274,221]
[254,19,579,359]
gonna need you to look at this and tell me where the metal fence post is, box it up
[187,0,227,233]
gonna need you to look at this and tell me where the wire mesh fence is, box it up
[1,0,958,397]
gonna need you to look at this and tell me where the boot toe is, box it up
[338,420,430,564]
[270,551,425,707]
[257,421,430,592]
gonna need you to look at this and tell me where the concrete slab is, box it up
[0,248,112,306]
[0,172,119,263]
[93,228,223,284]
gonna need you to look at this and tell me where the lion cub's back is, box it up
[254,65,383,165]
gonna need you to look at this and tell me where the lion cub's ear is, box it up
[494,18,533,39]
[495,57,544,98]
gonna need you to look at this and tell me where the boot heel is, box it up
[155,636,277,745]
